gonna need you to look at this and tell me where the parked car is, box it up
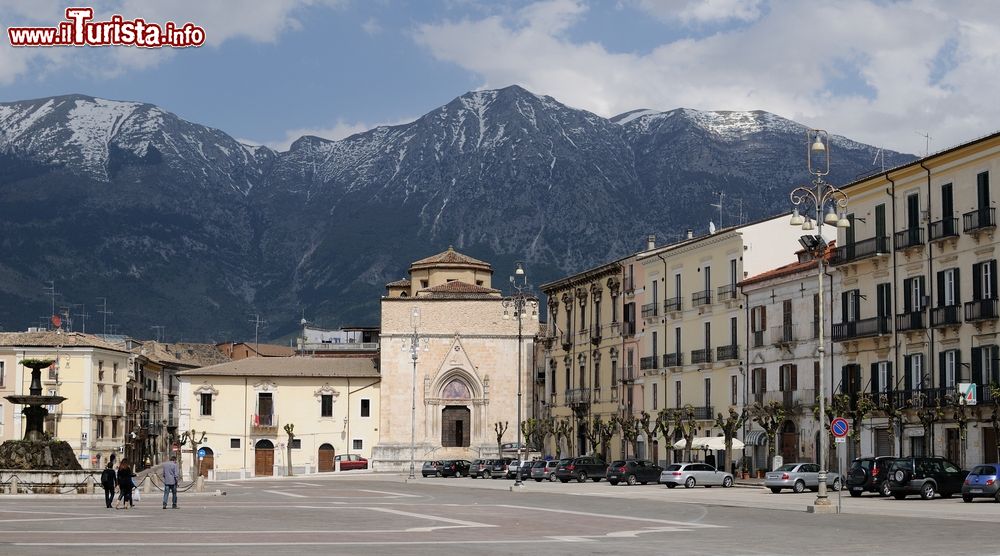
[470,459,493,479]
[555,456,608,483]
[847,456,897,497]
[765,463,841,493]
[508,460,534,480]
[334,454,368,471]
[489,457,514,479]
[530,460,560,482]
[606,459,663,486]
[888,456,968,500]
[439,460,471,477]
[659,462,734,488]
[961,463,1000,503]
[422,460,443,477]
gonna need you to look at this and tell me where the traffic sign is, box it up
[831,417,849,438]
[197,448,206,458]
[835,437,846,444]
[958,383,977,405]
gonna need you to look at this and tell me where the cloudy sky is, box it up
[1,0,996,155]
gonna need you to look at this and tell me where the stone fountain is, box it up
[0,359,82,470]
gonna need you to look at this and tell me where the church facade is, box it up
[372,248,534,470]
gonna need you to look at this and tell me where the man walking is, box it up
[100,463,117,508]
[162,455,180,509]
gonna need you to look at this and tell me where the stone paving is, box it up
[0,473,996,555]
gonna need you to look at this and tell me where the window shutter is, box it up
[841,292,849,322]
[903,278,913,312]
[936,271,945,307]
[779,365,785,391]
[973,263,983,301]
[886,361,894,391]
[904,355,913,391]
[871,363,879,394]
[971,347,983,386]
[918,276,927,309]
[954,350,963,383]
[841,365,849,394]
[854,365,862,393]
[790,365,798,391]
[991,260,998,298]
[761,306,767,330]
[852,291,861,321]
[954,268,961,304]
[939,351,947,391]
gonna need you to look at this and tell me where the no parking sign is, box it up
[831,417,849,443]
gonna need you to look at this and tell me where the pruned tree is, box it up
[833,392,876,458]
[987,385,1000,464]
[520,418,541,451]
[617,413,640,457]
[494,421,508,457]
[583,415,602,456]
[715,407,748,474]
[655,408,675,462]
[554,418,572,458]
[598,417,618,461]
[538,417,555,456]
[674,405,698,463]
[638,411,658,461]
[877,392,904,456]
[912,392,942,456]
[178,429,207,480]
[751,401,786,470]
[283,423,295,477]
[945,392,970,469]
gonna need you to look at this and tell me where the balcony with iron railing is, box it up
[895,310,926,332]
[561,332,573,349]
[929,217,958,242]
[770,324,796,345]
[621,321,636,337]
[875,388,952,410]
[565,388,591,406]
[716,344,739,361]
[965,299,999,322]
[690,406,714,420]
[251,413,279,434]
[717,284,737,302]
[663,296,682,312]
[143,390,161,403]
[663,352,683,367]
[752,330,765,348]
[830,236,890,265]
[590,325,602,344]
[894,227,924,251]
[623,276,635,293]
[832,316,889,341]
[639,355,659,371]
[692,290,712,307]
[691,348,713,364]
[963,207,996,233]
[762,389,816,408]
[641,302,659,318]
[930,305,962,327]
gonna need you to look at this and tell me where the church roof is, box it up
[418,280,500,298]
[410,246,492,272]
[385,278,412,288]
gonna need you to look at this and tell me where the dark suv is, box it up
[887,456,968,500]
[847,456,897,497]
[555,456,608,483]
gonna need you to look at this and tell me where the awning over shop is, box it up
[744,430,767,446]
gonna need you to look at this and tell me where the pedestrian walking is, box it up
[162,455,180,509]
[115,460,135,509]
[100,463,117,509]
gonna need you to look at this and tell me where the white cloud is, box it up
[414,0,1000,155]
[635,0,765,24]
[362,17,383,36]
[0,1,345,84]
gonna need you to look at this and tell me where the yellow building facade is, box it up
[178,357,380,479]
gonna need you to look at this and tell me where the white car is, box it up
[659,462,734,488]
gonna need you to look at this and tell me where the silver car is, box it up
[659,462,734,488]
[765,462,842,493]
[530,460,559,482]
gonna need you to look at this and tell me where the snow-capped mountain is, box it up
[0,86,913,340]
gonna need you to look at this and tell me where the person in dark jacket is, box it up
[100,463,117,508]
[115,461,135,509]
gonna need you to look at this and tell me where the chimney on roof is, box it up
[646,234,656,250]
[686,229,693,239]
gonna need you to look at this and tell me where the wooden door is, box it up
[318,444,335,472]
[255,447,274,476]
[199,455,214,477]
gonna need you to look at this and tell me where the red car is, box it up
[335,454,368,471]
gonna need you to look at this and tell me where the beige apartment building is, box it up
[177,356,380,478]
[0,330,130,468]
[831,131,999,466]
[637,215,805,468]
[540,255,636,460]
[374,247,533,470]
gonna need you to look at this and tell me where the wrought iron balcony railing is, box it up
[691,348,713,364]
[895,311,926,332]
[717,284,737,301]
[928,217,958,241]
[830,236,890,265]
[639,355,659,371]
[663,296,682,312]
[663,352,683,367]
[964,299,999,322]
[641,302,659,318]
[894,227,924,251]
[716,344,740,361]
[692,290,712,307]
[832,316,890,341]
[963,207,996,233]
[930,305,962,327]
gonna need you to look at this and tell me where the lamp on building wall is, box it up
[502,261,537,488]
[788,129,850,513]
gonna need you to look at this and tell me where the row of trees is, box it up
[515,383,1000,470]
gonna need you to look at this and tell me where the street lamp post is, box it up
[404,306,425,480]
[789,129,850,511]
[502,262,537,488]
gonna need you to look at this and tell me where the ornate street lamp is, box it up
[502,262,537,487]
[403,306,427,480]
[789,129,850,511]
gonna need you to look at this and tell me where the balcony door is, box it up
[257,393,273,426]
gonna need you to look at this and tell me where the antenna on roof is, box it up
[709,192,725,228]
[915,131,931,156]
[151,325,165,342]
[873,147,885,173]
[43,281,57,329]
[73,304,90,334]
[248,313,267,356]
[97,297,112,336]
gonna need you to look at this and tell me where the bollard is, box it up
[335,460,341,472]
[10,477,18,494]
[196,476,205,493]
[87,476,96,495]
[143,476,152,494]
